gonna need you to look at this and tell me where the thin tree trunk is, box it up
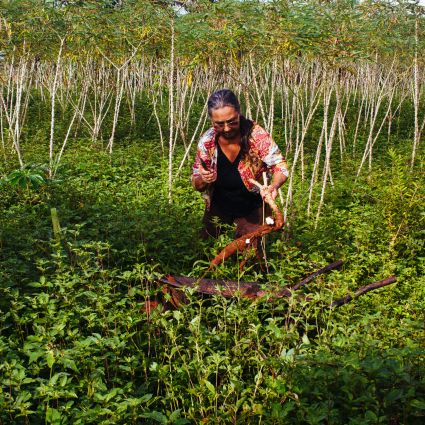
[107,66,126,154]
[49,38,65,177]
[0,102,5,163]
[52,80,89,177]
[249,56,267,127]
[168,19,175,204]
[315,77,339,227]
[411,17,420,169]
[175,102,208,178]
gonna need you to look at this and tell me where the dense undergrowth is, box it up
[0,136,424,423]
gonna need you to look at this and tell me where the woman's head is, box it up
[207,89,240,117]
[208,89,241,139]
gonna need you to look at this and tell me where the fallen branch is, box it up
[330,276,397,308]
[291,260,344,290]
[159,260,343,300]
[159,274,282,298]
[209,179,284,268]
[157,273,397,311]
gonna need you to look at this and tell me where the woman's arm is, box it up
[249,125,289,200]
[259,171,287,200]
[192,130,217,191]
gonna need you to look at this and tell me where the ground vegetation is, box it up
[0,0,424,423]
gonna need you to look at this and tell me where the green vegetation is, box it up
[1,139,424,423]
[1,0,424,423]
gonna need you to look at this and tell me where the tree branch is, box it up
[330,276,397,308]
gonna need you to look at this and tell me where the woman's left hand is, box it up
[260,185,278,201]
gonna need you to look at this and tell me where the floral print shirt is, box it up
[192,123,289,193]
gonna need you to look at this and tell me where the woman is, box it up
[192,89,288,239]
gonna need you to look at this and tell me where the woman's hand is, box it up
[192,166,217,191]
[260,173,287,201]
[199,166,217,184]
[260,185,278,201]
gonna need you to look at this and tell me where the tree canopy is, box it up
[1,0,423,65]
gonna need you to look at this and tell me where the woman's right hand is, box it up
[199,166,217,184]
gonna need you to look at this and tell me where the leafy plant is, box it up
[4,163,48,190]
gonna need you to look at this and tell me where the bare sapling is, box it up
[266,59,277,135]
[52,79,90,178]
[315,75,340,227]
[168,18,175,204]
[48,38,65,178]
[0,101,5,162]
[149,66,166,154]
[0,55,33,168]
[411,16,421,170]
[107,66,125,154]
[125,63,139,127]
[71,60,111,143]
[95,40,142,153]
[352,90,365,156]
[356,62,397,178]
[175,101,208,179]
[249,56,267,128]
[307,75,333,216]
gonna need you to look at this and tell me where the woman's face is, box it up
[211,106,240,140]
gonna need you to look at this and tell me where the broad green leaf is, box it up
[46,407,61,425]
[205,380,216,396]
[140,411,168,424]
[46,351,55,368]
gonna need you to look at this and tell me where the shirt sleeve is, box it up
[251,125,289,177]
[192,128,215,178]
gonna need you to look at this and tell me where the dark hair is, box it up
[239,115,254,161]
[207,89,240,116]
